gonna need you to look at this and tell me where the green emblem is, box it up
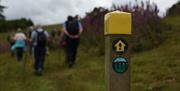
[113,57,128,74]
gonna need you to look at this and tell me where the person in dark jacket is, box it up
[60,16,83,68]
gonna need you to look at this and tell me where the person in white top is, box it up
[13,32,26,40]
[12,28,27,61]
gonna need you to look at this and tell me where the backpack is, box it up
[35,30,47,47]
[65,20,79,35]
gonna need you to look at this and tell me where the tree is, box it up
[0,0,5,20]
[167,1,180,16]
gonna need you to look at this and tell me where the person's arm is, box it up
[23,33,27,40]
[59,31,65,42]
[30,31,36,43]
[61,23,74,38]
[62,23,69,35]
[13,33,19,41]
[73,22,83,39]
[78,22,83,36]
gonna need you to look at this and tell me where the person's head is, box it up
[67,16,74,22]
[29,26,34,31]
[75,15,80,20]
[17,28,22,32]
[35,24,43,29]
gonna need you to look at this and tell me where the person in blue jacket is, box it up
[11,28,27,61]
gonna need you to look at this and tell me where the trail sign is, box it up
[105,11,132,91]
[112,39,128,54]
[112,57,128,74]
[114,40,126,52]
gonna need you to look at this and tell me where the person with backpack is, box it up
[60,16,83,68]
[11,28,27,61]
[31,24,49,75]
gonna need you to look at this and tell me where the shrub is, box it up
[80,1,169,54]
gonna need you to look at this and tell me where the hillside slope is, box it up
[131,15,180,91]
[0,15,179,91]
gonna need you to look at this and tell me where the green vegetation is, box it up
[0,1,180,91]
[43,24,62,32]
[0,1,5,19]
[0,0,33,33]
[131,10,180,90]
[167,1,180,16]
[0,18,33,33]
[81,1,168,53]
[0,14,180,91]
[0,48,105,91]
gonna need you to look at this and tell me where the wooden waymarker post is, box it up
[104,11,132,91]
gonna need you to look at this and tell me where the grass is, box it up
[43,24,62,32]
[0,15,180,91]
[0,47,105,91]
[131,15,180,91]
[131,35,180,91]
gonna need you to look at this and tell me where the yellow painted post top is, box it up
[104,11,132,35]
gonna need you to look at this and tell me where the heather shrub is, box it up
[80,1,169,54]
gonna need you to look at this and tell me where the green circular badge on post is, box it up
[112,57,128,74]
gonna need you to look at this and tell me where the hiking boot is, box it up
[68,63,74,68]
[34,69,43,76]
